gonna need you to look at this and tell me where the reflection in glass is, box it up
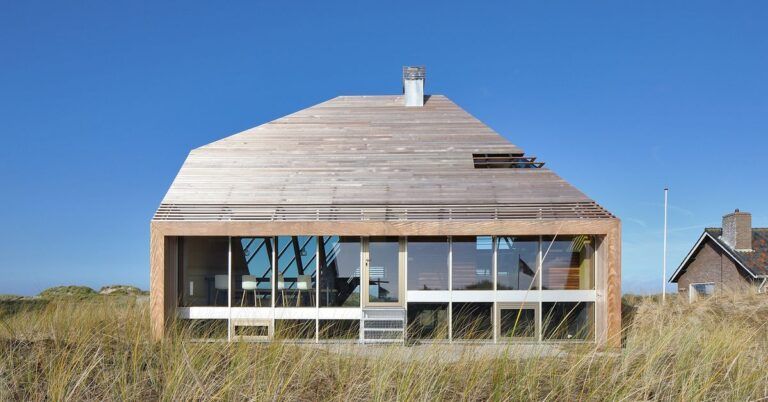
[368,237,400,303]
[177,319,228,339]
[319,320,360,340]
[274,319,315,339]
[407,303,448,340]
[319,236,361,307]
[232,237,274,307]
[407,237,449,290]
[497,236,538,290]
[499,308,536,339]
[451,236,493,290]
[178,236,229,307]
[452,302,493,339]
[275,236,317,307]
[542,302,594,340]
[541,235,594,290]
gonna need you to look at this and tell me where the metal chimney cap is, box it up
[402,66,425,80]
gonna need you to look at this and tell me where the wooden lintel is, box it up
[151,218,618,237]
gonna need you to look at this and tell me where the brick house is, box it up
[669,210,768,300]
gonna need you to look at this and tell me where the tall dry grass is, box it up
[2,292,768,400]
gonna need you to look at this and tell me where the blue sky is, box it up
[1,1,766,295]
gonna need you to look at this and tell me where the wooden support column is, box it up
[606,220,622,348]
[595,220,622,348]
[150,223,175,341]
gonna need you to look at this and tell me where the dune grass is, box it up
[1,292,768,400]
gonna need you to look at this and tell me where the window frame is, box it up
[689,282,715,302]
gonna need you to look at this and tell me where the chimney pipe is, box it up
[722,209,752,251]
[402,66,425,107]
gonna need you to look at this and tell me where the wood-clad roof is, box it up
[158,95,609,218]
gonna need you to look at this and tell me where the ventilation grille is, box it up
[473,153,544,169]
[362,309,405,343]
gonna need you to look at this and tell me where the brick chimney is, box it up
[722,209,752,251]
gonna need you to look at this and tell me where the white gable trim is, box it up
[669,231,756,283]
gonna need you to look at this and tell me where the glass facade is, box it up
[177,235,600,343]
[541,236,595,290]
[319,320,359,340]
[542,302,594,340]
[499,307,536,339]
[274,320,315,340]
[232,237,274,307]
[178,237,229,307]
[319,236,361,307]
[496,236,538,290]
[176,319,228,339]
[407,236,449,291]
[275,236,317,307]
[452,302,493,340]
[407,303,448,340]
[451,236,493,290]
[367,237,400,303]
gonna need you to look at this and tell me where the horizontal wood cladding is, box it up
[150,218,619,237]
[160,95,595,206]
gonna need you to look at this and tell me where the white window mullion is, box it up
[492,236,498,344]
[271,236,276,336]
[448,235,453,343]
[537,235,543,343]
[316,237,320,343]
[227,236,232,342]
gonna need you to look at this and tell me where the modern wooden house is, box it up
[150,67,621,346]
[670,209,768,300]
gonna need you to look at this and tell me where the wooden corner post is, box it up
[150,223,169,341]
[596,219,622,348]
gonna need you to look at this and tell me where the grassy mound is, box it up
[0,296,48,320]
[38,286,97,299]
[98,285,146,296]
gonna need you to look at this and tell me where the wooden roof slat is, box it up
[158,95,608,213]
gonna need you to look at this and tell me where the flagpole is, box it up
[663,187,669,301]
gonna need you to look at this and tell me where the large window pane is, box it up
[368,237,400,303]
[407,237,449,291]
[275,236,317,307]
[232,237,274,307]
[407,303,448,340]
[541,235,594,290]
[497,236,538,290]
[274,320,315,340]
[176,319,228,339]
[320,236,361,307]
[499,307,536,339]
[452,302,493,340]
[452,236,493,290]
[178,237,229,307]
[319,320,360,340]
[542,302,594,340]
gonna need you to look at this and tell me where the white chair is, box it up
[277,274,287,306]
[213,275,228,306]
[241,275,259,307]
[297,275,313,307]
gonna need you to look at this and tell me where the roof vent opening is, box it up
[472,153,545,169]
[402,66,425,107]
